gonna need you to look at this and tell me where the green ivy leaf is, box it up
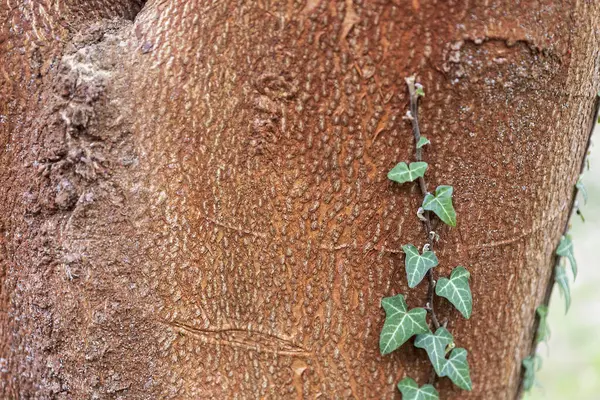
[402,244,439,288]
[417,137,430,149]
[555,264,571,313]
[388,162,428,184]
[440,348,472,391]
[435,266,472,319]
[415,83,425,97]
[522,355,541,391]
[414,327,454,376]
[380,294,429,355]
[397,377,439,400]
[422,185,457,227]
[556,235,577,279]
[536,305,550,344]
[576,176,587,204]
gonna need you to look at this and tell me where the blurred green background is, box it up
[525,131,599,400]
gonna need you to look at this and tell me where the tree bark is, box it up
[1,1,599,399]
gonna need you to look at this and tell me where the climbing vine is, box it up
[522,182,589,391]
[379,77,473,399]
[521,94,597,392]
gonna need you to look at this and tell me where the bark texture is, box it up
[1,1,599,399]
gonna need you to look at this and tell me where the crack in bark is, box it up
[164,320,312,357]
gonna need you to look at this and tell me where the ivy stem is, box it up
[518,95,599,397]
[405,76,441,332]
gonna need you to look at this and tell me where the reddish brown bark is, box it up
[1,1,599,399]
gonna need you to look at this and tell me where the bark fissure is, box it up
[166,320,313,357]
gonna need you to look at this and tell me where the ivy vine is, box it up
[379,77,472,399]
[523,193,585,391]
[521,95,597,392]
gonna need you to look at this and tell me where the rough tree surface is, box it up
[1,1,599,399]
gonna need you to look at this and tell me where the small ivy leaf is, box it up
[422,185,457,227]
[535,305,550,344]
[388,162,428,184]
[522,357,535,391]
[555,264,571,313]
[522,355,542,391]
[576,176,587,204]
[414,327,454,376]
[397,377,439,400]
[435,266,472,319]
[380,294,429,355]
[415,83,425,97]
[556,235,577,279]
[440,348,472,391]
[417,137,430,149]
[402,244,439,288]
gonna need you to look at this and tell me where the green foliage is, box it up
[415,327,454,376]
[435,266,472,319]
[576,176,588,204]
[555,264,571,313]
[388,162,428,184]
[415,83,425,97]
[380,294,429,355]
[440,348,472,391]
[422,185,457,227]
[402,244,439,288]
[379,77,475,396]
[556,234,577,279]
[522,355,541,391]
[417,137,430,149]
[536,305,550,344]
[397,377,439,400]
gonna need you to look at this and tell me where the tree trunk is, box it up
[1,1,598,398]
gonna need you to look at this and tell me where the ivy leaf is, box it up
[415,83,425,97]
[441,348,472,391]
[522,355,541,391]
[397,377,439,400]
[422,185,457,227]
[576,176,587,204]
[555,264,571,313]
[417,137,430,149]
[536,305,550,344]
[522,356,535,391]
[402,244,439,288]
[380,294,429,355]
[435,266,472,319]
[556,235,577,279]
[414,327,454,376]
[388,162,428,184]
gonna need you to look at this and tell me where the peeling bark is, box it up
[1,1,599,399]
